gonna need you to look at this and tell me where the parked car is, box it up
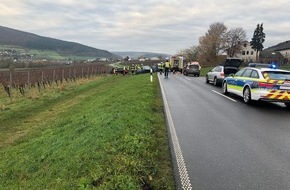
[136,65,152,74]
[222,63,290,107]
[151,64,158,72]
[183,62,201,77]
[111,67,126,74]
[206,58,243,86]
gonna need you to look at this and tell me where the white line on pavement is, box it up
[158,75,192,190]
[212,90,237,102]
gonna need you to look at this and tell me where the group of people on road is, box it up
[112,66,129,76]
[112,64,144,76]
[130,64,142,75]
[112,59,172,78]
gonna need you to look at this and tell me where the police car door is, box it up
[227,68,246,94]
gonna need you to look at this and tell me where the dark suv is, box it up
[183,62,201,77]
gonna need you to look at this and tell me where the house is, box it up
[150,57,160,61]
[259,50,284,65]
[263,40,290,64]
[234,41,256,63]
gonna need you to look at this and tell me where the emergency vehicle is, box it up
[222,63,290,108]
[170,56,184,73]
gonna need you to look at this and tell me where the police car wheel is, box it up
[243,87,251,104]
[222,82,228,94]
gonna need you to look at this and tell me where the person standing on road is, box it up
[164,59,171,78]
[131,64,135,75]
[159,62,164,75]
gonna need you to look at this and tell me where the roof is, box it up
[259,50,284,58]
[265,40,290,51]
[246,63,290,72]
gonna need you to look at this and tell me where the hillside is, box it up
[0,25,120,60]
[113,51,170,59]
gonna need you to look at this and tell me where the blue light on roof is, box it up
[270,64,277,69]
[248,63,278,69]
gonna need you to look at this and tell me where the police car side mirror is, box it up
[229,73,235,77]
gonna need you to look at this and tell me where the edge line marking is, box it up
[158,75,192,190]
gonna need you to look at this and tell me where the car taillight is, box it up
[220,72,224,77]
[258,82,274,88]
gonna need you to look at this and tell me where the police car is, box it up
[222,63,290,108]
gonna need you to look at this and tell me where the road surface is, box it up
[158,73,290,190]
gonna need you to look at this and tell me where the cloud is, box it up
[1,0,290,54]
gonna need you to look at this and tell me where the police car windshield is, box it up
[262,71,290,80]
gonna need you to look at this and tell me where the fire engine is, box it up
[170,56,184,73]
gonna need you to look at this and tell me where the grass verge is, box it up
[0,74,175,189]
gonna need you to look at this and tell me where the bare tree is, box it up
[226,27,247,57]
[179,46,200,63]
[198,22,228,66]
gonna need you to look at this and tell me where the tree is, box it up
[226,27,247,57]
[198,22,228,66]
[124,55,130,61]
[179,46,199,62]
[250,23,266,61]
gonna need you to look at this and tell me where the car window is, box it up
[250,70,259,78]
[213,66,222,72]
[212,67,219,72]
[262,71,290,80]
[241,69,253,78]
[235,69,245,77]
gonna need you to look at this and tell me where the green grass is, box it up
[29,49,65,60]
[0,74,175,189]
[200,67,212,76]
[280,65,290,70]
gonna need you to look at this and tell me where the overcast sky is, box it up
[1,0,290,55]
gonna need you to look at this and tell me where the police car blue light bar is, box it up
[248,63,278,69]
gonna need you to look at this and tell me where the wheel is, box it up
[213,77,218,86]
[222,82,228,94]
[284,103,290,109]
[243,87,252,104]
[206,76,209,83]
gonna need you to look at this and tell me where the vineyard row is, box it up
[0,65,110,98]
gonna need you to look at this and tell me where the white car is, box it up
[206,58,243,86]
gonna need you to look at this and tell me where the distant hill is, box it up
[113,51,170,60]
[0,25,120,60]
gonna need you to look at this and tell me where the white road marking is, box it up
[158,75,192,190]
[212,90,237,102]
[185,77,192,81]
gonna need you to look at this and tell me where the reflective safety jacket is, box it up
[165,61,171,68]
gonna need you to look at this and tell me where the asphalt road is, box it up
[158,73,290,190]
